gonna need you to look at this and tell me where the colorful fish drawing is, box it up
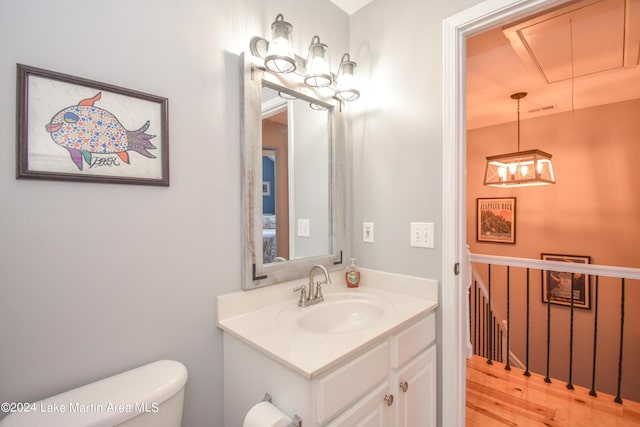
[45,92,156,170]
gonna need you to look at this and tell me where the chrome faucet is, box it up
[293,264,332,307]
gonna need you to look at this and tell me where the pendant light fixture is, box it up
[263,14,296,74]
[483,92,555,187]
[335,53,360,102]
[304,36,332,88]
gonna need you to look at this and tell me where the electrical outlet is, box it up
[410,222,435,248]
[363,222,374,243]
[297,219,310,237]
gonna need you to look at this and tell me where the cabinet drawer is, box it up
[392,313,435,368]
[317,341,389,424]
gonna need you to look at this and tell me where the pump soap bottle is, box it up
[345,258,361,288]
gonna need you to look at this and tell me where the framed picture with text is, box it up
[476,197,516,244]
[541,253,591,309]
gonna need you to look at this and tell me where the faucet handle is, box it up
[293,286,307,306]
[315,282,325,301]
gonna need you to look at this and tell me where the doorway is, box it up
[441,0,571,425]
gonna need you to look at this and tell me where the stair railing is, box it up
[468,252,640,403]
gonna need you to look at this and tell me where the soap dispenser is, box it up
[345,258,361,288]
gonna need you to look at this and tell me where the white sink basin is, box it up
[298,299,384,333]
[276,292,395,334]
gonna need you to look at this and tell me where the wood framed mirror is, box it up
[241,52,346,289]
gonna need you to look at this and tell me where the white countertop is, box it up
[217,268,438,379]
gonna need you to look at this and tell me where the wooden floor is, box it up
[466,355,640,426]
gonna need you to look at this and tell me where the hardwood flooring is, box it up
[466,355,640,426]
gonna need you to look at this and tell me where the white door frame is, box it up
[441,0,570,425]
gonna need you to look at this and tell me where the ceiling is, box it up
[329,0,639,128]
[329,0,374,14]
[467,0,640,129]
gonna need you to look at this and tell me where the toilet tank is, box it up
[0,360,188,427]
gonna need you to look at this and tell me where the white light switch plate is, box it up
[363,222,374,243]
[410,222,435,248]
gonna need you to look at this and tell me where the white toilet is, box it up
[0,360,188,427]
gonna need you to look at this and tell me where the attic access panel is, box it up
[504,0,626,83]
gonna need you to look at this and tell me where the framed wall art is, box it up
[541,253,591,309]
[16,64,169,186]
[476,197,516,244]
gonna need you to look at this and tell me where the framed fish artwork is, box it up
[16,64,169,186]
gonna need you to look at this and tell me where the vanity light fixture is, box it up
[483,92,555,187]
[264,14,296,74]
[249,14,361,102]
[304,36,332,88]
[335,53,360,102]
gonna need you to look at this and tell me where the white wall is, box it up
[0,1,348,425]
[348,0,483,424]
[348,0,481,276]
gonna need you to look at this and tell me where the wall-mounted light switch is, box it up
[363,222,374,243]
[410,222,435,248]
[297,219,310,237]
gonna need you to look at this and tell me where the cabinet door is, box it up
[395,346,436,427]
[326,382,392,427]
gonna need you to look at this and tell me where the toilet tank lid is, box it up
[0,359,188,427]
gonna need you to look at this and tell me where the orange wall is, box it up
[467,98,640,401]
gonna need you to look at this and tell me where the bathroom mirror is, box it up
[241,52,346,289]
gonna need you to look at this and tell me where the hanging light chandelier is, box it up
[483,92,555,187]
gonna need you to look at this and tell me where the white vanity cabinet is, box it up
[393,346,437,427]
[327,313,437,427]
[392,314,437,427]
[223,311,437,427]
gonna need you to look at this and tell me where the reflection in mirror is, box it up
[261,85,331,264]
[241,52,345,289]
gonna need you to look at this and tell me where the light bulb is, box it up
[520,165,528,176]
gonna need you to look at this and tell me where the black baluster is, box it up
[474,281,478,355]
[487,264,493,365]
[615,278,625,404]
[481,294,486,358]
[545,269,552,383]
[469,281,472,347]
[524,268,531,377]
[589,276,599,397]
[492,316,496,361]
[506,265,511,370]
[499,323,503,363]
[476,285,480,357]
[567,273,575,390]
